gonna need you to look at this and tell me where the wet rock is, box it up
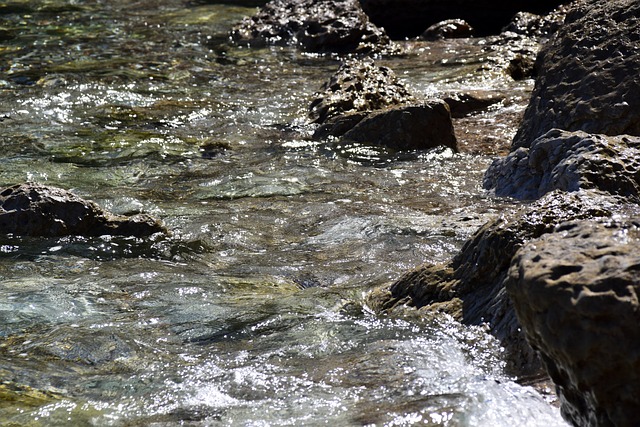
[512,0,640,150]
[443,92,504,118]
[337,101,457,151]
[311,59,457,151]
[506,219,640,427]
[229,0,391,53]
[420,19,474,40]
[484,129,640,200]
[309,58,415,125]
[0,183,166,238]
[359,0,567,39]
[367,190,631,374]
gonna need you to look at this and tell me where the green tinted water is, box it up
[0,1,567,425]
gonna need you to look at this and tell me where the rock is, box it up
[484,129,640,200]
[0,183,166,238]
[443,92,504,118]
[359,0,567,39]
[512,0,640,150]
[334,101,457,151]
[420,19,474,40]
[367,190,630,374]
[229,0,391,53]
[309,58,415,124]
[311,59,457,151]
[506,218,640,427]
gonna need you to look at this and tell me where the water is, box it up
[0,1,567,425]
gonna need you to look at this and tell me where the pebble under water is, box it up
[0,1,569,425]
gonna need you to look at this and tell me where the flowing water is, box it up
[0,1,568,425]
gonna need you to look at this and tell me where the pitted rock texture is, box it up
[512,0,640,150]
[484,129,640,200]
[359,0,566,38]
[309,58,415,124]
[310,59,456,151]
[367,190,631,374]
[0,183,166,238]
[507,219,640,427]
[229,0,391,53]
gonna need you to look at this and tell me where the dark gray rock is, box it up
[512,0,640,150]
[337,101,457,151]
[442,92,504,118]
[309,58,415,125]
[359,0,567,39]
[507,219,640,427]
[367,190,629,374]
[0,183,166,238]
[420,19,474,40]
[229,0,391,53]
[484,129,640,200]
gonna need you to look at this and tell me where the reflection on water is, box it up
[0,1,567,425]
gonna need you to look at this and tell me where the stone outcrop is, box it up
[359,0,567,39]
[0,183,166,238]
[311,58,457,151]
[507,219,640,427]
[229,0,392,53]
[484,129,640,200]
[511,0,640,150]
[367,190,628,374]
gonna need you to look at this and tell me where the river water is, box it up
[0,1,568,425]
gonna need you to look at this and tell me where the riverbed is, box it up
[0,1,568,425]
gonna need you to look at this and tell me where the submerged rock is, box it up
[229,0,391,53]
[507,219,640,427]
[484,129,640,200]
[0,183,166,238]
[367,190,632,374]
[512,0,640,150]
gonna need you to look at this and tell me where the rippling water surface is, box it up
[0,1,568,425]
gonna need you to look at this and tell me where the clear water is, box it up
[0,1,567,425]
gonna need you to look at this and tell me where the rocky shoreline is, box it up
[4,0,639,425]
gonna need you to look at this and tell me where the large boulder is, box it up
[507,218,640,427]
[511,0,640,150]
[484,129,640,200]
[367,190,627,374]
[230,0,391,53]
[0,183,166,238]
[359,0,567,39]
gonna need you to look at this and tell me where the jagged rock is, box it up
[0,183,166,238]
[484,129,640,200]
[420,19,474,40]
[367,190,631,374]
[229,0,391,53]
[310,59,457,151]
[507,219,640,427]
[309,58,415,124]
[359,0,566,39]
[512,0,640,150]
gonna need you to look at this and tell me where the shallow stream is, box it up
[0,1,568,425]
